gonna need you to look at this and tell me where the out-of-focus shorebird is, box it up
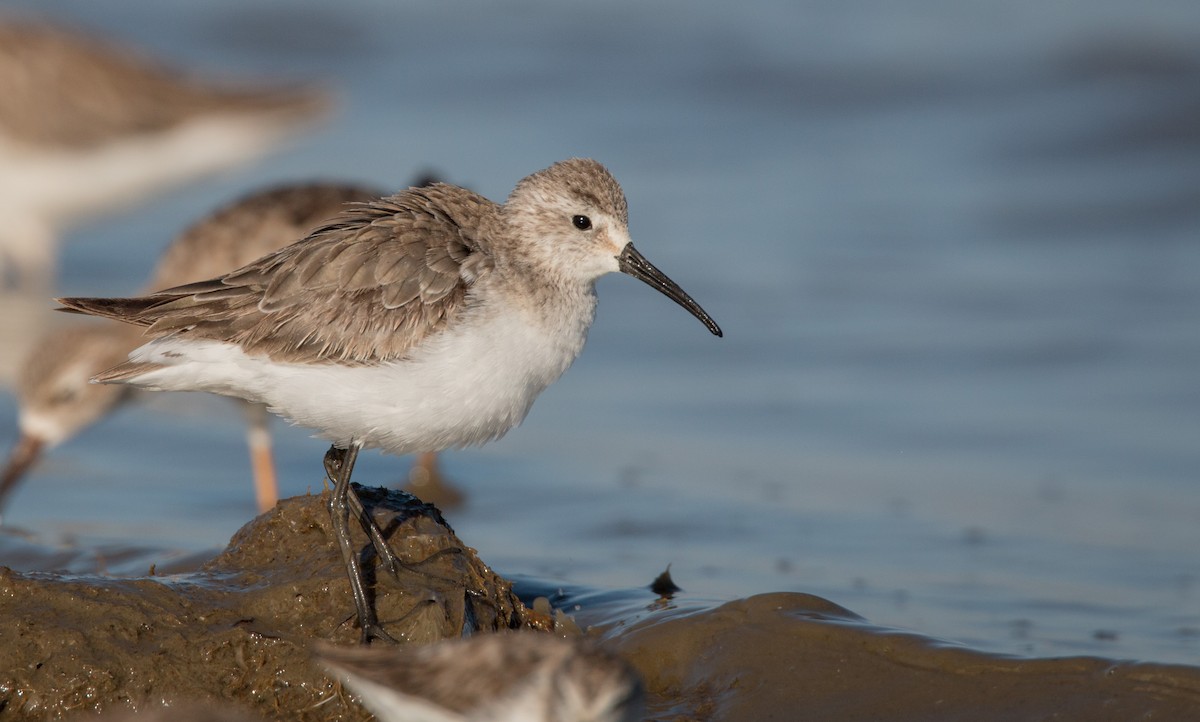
[85,634,641,721]
[317,633,644,722]
[1,183,382,520]
[0,17,328,289]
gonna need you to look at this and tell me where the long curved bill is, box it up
[617,244,723,337]
[1,434,45,519]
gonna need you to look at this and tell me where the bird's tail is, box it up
[55,296,158,327]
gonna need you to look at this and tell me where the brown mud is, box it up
[2,488,1200,721]
[1,487,535,720]
[610,593,1200,720]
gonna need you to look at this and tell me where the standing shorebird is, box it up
[316,633,644,722]
[58,158,723,642]
[1,183,381,520]
[0,17,327,289]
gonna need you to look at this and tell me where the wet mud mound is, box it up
[0,487,534,720]
[612,592,1200,720]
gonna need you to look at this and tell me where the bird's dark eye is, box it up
[572,215,592,230]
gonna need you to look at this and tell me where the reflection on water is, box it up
[0,0,1197,667]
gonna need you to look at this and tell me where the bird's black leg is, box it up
[324,443,397,644]
[324,449,403,579]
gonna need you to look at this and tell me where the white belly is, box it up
[121,307,589,455]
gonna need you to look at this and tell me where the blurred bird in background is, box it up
[0,17,328,291]
[0,183,380,519]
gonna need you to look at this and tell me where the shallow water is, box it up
[1,0,1198,672]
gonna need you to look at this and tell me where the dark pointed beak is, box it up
[617,244,722,337]
[1,434,45,520]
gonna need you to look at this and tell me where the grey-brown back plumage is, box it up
[60,183,499,372]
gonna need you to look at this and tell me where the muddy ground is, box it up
[2,487,1199,720]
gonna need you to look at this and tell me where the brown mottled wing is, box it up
[59,185,496,366]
